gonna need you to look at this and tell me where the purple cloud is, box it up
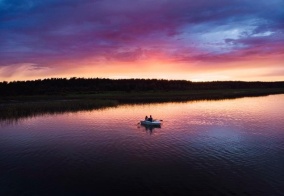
[0,0,284,76]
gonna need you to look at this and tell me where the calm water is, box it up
[1,95,284,195]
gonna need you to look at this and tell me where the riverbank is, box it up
[1,88,284,120]
[0,100,118,120]
[1,88,284,103]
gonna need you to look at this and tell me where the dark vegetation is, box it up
[0,78,284,120]
[0,99,118,121]
[1,77,284,96]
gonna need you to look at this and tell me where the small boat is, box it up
[140,120,162,126]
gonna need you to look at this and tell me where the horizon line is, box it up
[1,77,284,83]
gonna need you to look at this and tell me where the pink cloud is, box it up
[0,0,284,80]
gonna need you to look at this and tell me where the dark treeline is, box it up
[1,77,284,96]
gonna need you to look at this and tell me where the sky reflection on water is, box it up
[0,95,284,195]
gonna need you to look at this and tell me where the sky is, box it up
[0,0,284,82]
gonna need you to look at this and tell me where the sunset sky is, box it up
[0,0,284,81]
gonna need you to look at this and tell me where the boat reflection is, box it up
[139,124,161,135]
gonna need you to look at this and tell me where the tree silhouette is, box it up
[0,78,283,97]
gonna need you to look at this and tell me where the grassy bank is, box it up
[1,88,284,103]
[89,88,284,103]
[0,99,118,120]
[0,88,284,120]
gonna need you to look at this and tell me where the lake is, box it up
[1,94,284,195]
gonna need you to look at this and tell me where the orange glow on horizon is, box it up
[0,55,283,82]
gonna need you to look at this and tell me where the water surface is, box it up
[1,95,284,195]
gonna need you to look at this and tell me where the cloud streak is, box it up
[0,0,283,81]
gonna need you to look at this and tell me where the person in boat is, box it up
[145,116,148,121]
[148,115,153,122]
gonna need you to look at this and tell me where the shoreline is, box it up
[1,88,284,120]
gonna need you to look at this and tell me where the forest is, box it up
[0,78,284,97]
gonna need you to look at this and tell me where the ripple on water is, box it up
[0,95,284,195]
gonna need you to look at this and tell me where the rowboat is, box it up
[140,120,162,126]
